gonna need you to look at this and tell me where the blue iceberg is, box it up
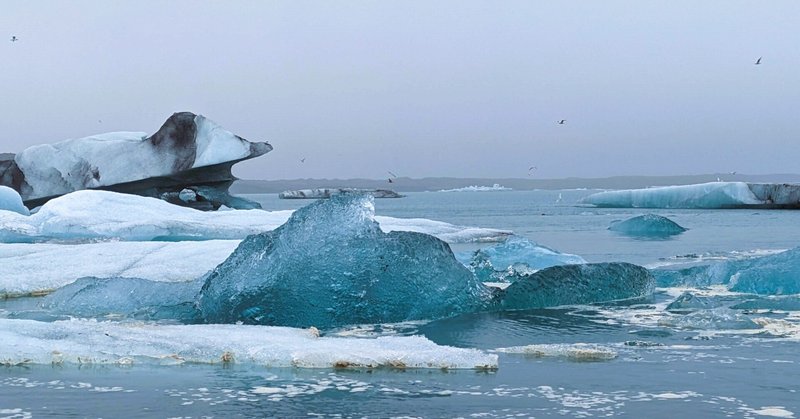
[198,193,492,328]
[608,214,686,237]
[462,235,586,282]
[495,262,655,309]
[652,247,800,295]
[582,182,762,209]
[42,194,656,328]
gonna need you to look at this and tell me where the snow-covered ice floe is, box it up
[0,318,497,369]
[0,240,240,297]
[495,343,617,361]
[581,182,763,209]
[0,190,510,243]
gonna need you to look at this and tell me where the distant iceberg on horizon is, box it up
[438,184,512,192]
[582,182,800,209]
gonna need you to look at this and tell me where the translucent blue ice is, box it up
[652,247,800,295]
[463,235,586,282]
[494,262,655,309]
[608,214,686,237]
[198,193,492,328]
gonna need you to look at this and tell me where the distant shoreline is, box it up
[231,173,800,194]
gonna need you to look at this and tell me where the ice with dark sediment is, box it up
[461,235,586,282]
[41,194,656,328]
[608,214,686,237]
[652,247,800,295]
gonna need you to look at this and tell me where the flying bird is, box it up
[755,57,762,65]
[300,157,306,163]
[10,36,18,42]
[387,171,398,178]
[388,178,394,183]
[557,119,566,125]
[528,166,537,176]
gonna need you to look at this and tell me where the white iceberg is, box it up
[0,318,498,369]
[0,190,510,243]
[581,182,762,209]
[439,184,512,192]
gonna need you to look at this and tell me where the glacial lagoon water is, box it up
[2,189,800,417]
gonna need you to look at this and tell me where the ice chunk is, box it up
[279,188,404,199]
[581,182,762,209]
[0,190,509,243]
[731,295,800,311]
[608,214,686,237]
[659,308,760,330]
[0,240,239,298]
[651,247,800,295]
[198,194,494,328]
[0,186,29,215]
[496,343,617,361]
[0,318,498,369]
[438,184,512,192]
[495,262,655,309]
[461,235,586,281]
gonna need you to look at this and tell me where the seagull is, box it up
[528,166,537,176]
[557,119,566,125]
[387,171,398,179]
[755,57,762,65]
[10,36,18,42]
[729,171,737,175]
[388,178,393,183]
[300,157,306,163]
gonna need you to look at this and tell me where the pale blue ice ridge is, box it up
[582,182,762,209]
[0,186,29,215]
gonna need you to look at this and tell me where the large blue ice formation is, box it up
[582,182,762,209]
[42,194,656,328]
[652,247,800,295]
[462,235,586,282]
[198,193,492,328]
[608,214,686,237]
[0,186,29,215]
[495,263,655,309]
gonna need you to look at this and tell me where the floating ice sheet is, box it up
[0,318,498,369]
[0,190,510,243]
[0,186,28,216]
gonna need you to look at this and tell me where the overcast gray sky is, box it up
[1,1,797,180]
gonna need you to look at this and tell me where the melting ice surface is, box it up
[608,214,686,237]
[42,193,655,329]
[582,182,762,209]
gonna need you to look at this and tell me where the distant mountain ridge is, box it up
[231,174,800,194]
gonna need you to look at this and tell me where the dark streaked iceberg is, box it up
[1,112,272,210]
[608,214,686,237]
[279,188,404,199]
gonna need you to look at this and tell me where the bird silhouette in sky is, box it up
[10,36,18,42]
[528,166,537,176]
[557,119,566,125]
[755,57,762,65]
[388,171,398,179]
[300,157,306,163]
